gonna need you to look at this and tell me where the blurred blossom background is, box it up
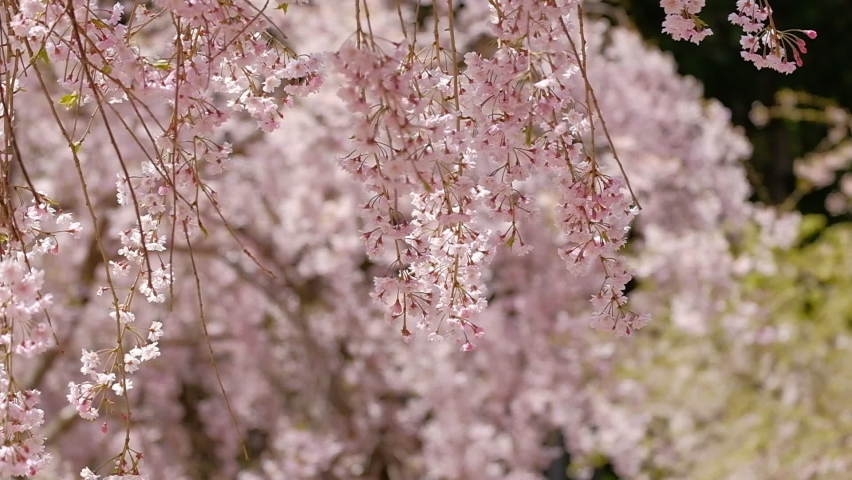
[3,0,852,479]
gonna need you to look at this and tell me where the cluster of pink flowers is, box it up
[334,41,493,349]
[0,200,80,475]
[4,0,323,474]
[337,0,649,347]
[730,0,816,73]
[81,470,148,480]
[0,0,818,477]
[661,0,713,44]
[660,0,816,73]
[0,366,48,477]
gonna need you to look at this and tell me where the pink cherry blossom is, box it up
[0,0,812,478]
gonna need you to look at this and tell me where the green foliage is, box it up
[616,217,852,478]
[58,92,80,108]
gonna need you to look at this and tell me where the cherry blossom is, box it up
[0,0,817,478]
[659,0,815,73]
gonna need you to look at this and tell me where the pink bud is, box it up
[101,421,108,434]
[461,341,476,352]
[804,30,817,39]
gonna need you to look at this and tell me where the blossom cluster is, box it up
[0,0,811,478]
[4,0,323,474]
[0,200,79,475]
[730,0,816,73]
[337,0,648,348]
[660,0,816,73]
[660,0,713,44]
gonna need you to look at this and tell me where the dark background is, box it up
[623,0,852,212]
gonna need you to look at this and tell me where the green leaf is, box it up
[39,195,60,208]
[71,141,83,154]
[275,3,288,12]
[798,214,827,242]
[91,18,109,29]
[150,59,171,70]
[35,47,49,64]
[58,92,80,108]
